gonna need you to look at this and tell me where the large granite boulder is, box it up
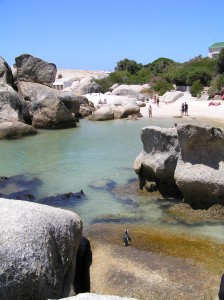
[175,124,224,208]
[134,126,181,197]
[15,54,57,87]
[65,77,102,95]
[111,84,150,101]
[0,198,82,300]
[113,102,140,119]
[0,121,37,139]
[134,124,224,208]
[59,92,81,117]
[61,293,137,300]
[88,105,114,121]
[0,56,15,88]
[161,91,184,103]
[17,81,76,128]
[0,83,31,123]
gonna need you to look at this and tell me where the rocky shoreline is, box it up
[87,223,221,300]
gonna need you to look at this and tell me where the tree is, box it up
[186,68,212,86]
[115,59,142,75]
[146,57,176,74]
[216,48,224,74]
[190,80,203,97]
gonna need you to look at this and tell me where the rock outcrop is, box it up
[88,105,114,121]
[15,54,57,87]
[61,293,137,300]
[59,91,81,118]
[65,76,102,95]
[0,121,37,139]
[0,198,82,300]
[17,81,76,128]
[0,83,31,123]
[134,124,224,208]
[134,126,181,197]
[161,91,184,103]
[175,124,224,208]
[0,56,15,88]
[111,84,150,102]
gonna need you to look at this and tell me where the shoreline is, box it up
[86,92,224,124]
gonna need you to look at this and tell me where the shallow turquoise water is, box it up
[1,117,224,240]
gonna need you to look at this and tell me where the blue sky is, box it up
[1,0,223,71]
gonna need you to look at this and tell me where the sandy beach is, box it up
[86,92,224,123]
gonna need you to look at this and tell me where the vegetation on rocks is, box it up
[96,54,224,97]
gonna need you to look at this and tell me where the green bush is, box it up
[151,80,174,96]
[190,80,203,97]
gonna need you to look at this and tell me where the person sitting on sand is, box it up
[123,229,132,246]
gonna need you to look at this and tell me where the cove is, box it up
[1,117,224,241]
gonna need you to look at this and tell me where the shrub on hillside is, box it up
[151,80,174,96]
[190,80,203,97]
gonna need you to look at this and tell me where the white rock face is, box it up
[161,91,184,103]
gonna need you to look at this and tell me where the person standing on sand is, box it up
[181,103,184,116]
[184,102,188,115]
[156,95,159,107]
[148,105,152,117]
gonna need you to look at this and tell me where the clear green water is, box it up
[1,117,224,240]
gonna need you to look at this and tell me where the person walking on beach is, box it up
[123,229,132,246]
[148,105,152,117]
[156,95,160,107]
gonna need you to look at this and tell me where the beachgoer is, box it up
[123,229,132,246]
[174,123,177,127]
[184,102,188,115]
[181,103,184,116]
[156,95,159,107]
[148,105,152,117]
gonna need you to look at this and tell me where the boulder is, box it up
[61,293,137,300]
[15,54,57,87]
[134,124,224,208]
[0,121,37,139]
[65,77,102,95]
[161,91,184,103]
[134,126,181,197]
[175,124,224,208]
[88,105,114,121]
[111,84,150,101]
[0,56,15,88]
[59,92,80,117]
[0,83,31,123]
[79,106,94,118]
[17,81,76,128]
[113,103,140,119]
[0,198,82,300]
